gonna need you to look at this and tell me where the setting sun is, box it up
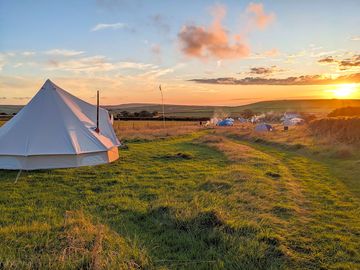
[332,84,357,98]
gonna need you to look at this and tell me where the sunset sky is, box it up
[1,0,360,105]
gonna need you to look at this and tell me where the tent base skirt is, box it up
[0,147,119,170]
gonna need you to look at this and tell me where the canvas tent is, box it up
[0,79,120,170]
[255,123,273,132]
[283,117,304,126]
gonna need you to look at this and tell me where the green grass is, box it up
[0,132,359,269]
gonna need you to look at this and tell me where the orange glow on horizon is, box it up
[327,84,358,99]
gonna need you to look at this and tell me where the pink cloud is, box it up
[178,3,275,60]
[246,3,275,30]
[178,5,250,60]
[264,48,279,57]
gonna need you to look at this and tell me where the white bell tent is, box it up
[0,79,120,170]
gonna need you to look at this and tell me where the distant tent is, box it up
[210,117,221,125]
[238,117,247,123]
[283,117,304,126]
[217,118,234,126]
[0,79,120,170]
[281,112,301,121]
[255,123,273,132]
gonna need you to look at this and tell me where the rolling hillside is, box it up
[1,99,360,118]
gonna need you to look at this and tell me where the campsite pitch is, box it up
[0,125,359,269]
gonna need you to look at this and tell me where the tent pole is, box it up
[95,90,100,133]
[15,170,22,183]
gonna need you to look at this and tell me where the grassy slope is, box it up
[2,99,360,117]
[0,130,359,269]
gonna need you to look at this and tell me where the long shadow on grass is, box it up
[114,206,286,270]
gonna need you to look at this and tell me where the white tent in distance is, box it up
[0,79,120,170]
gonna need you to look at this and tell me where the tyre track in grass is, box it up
[224,135,360,269]
[195,134,314,266]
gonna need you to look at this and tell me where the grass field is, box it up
[0,121,359,269]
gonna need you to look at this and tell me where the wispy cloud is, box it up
[139,68,174,79]
[0,54,6,71]
[47,55,119,72]
[246,49,280,59]
[117,62,157,69]
[45,49,84,56]
[13,96,31,100]
[350,36,360,41]
[91,22,129,32]
[22,51,36,56]
[46,55,158,74]
[190,73,360,85]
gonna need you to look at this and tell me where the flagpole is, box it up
[159,84,165,128]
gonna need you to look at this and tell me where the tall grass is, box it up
[309,117,360,144]
[113,120,203,142]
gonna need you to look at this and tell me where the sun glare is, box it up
[332,84,357,98]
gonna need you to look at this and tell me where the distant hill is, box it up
[1,99,360,118]
[108,99,360,117]
[229,99,360,114]
[0,105,24,115]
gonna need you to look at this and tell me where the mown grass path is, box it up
[0,132,359,269]
[226,136,360,269]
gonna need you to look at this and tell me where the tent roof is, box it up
[0,79,120,156]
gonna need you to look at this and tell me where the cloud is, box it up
[117,62,156,69]
[91,22,129,32]
[138,68,174,80]
[246,3,275,30]
[190,73,360,85]
[47,55,157,73]
[318,54,360,70]
[22,51,36,56]
[264,48,279,57]
[47,55,119,72]
[0,54,6,70]
[13,62,37,68]
[0,97,6,100]
[45,49,84,56]
[178,5,250,60]
[177,3,275,60]
[13,96,31,100]
[339,55,360,69]
[248,65,284,76]
[318,56,335,64]
[245,49,280,59]
[350,36,360,41]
